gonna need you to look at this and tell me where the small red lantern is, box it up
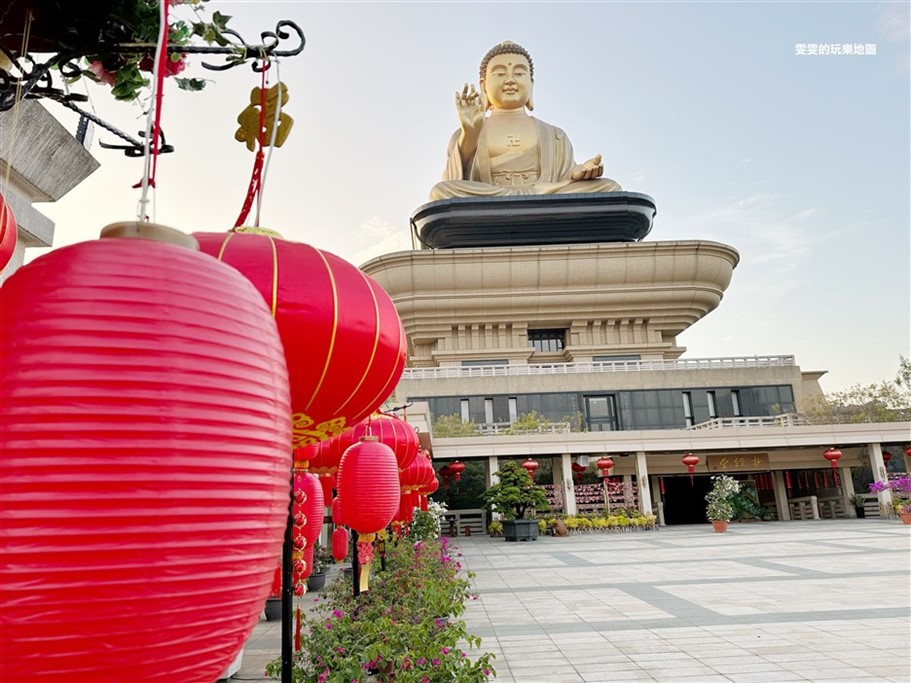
[882,450,892,464]
[571,462,587,482]
[596,457,615,477]
[439,464,452,489]
[448,460,466,482]
[0,226,291,682]
[331,496,346,528]
[331,527,349,563]
[681,453,700,484]
[337,437,400,590]
[905,446,911,458]
[521,458,540,480]
[823,447,842,471]
[0,191,18,273]
[195,230,407,447]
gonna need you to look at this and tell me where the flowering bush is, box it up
[267,536,494,682]
[705,474,741,521]
[408,500,448,542]
[869,476,911,515]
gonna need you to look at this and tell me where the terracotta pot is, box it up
[711,520,728,533]
[900,513,911,525]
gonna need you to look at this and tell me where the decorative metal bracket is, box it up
[0,19,305,155]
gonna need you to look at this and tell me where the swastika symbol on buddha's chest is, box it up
[506,135,521,147]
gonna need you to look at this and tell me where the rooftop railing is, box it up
[402,355,796,381]
[686,414,805,430]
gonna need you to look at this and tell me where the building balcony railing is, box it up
[403,355,796,381]
[477,421,572,436]
[686,414,805,430]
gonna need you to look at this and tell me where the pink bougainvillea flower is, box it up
[87,61,116,86]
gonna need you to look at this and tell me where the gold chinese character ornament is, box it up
[235,82,294,152]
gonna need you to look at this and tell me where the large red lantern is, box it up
[0,226,291,682]
[681,453,700,484]
[336,437,400,590]
[195,229,407,446]
[521,458,540,480]
[0,191,17,273]
[596,457,615,477]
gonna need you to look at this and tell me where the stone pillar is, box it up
[555,454,576,516]
[486,455,499,488]
[772,470,791,521]
[840,466,856,517]
[635,451,652,516]
[651,475,665,526]
[903,447,911,475]
[869,443,894,516]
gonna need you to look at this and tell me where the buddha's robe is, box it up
[429,117,621,201]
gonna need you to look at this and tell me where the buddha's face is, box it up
[482,53,532,110]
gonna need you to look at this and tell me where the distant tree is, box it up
[799,356,911,424]
[503,411,551,435]
[481,460,550,520]
[431,414,480,437]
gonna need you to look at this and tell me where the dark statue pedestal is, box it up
[411,192,657,250]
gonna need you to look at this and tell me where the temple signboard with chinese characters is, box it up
[707,453,770,473]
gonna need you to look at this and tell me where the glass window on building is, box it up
[584,395,619,431]
[731,390,742,417]
[508,397,518,422]
[483,398,494,424]
[460,399,470,422]
[707,390,718,418]
[682,392,694,427]
[528,328,566,353]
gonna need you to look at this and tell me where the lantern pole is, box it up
[351,529,361,598]
[281,471,294,683]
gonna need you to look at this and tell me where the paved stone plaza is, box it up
[231,519,909,682]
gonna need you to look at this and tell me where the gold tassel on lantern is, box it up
[357,532,376,592]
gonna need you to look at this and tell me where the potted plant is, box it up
[307,540,331,592]
[705,474,740,533]
[849,493,867,518]
[481,460,549,542]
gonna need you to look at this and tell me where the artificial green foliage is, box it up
[267,537,495,682]
[480,460,549,520]
[705,474,741,521]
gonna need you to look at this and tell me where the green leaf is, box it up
[174,77,207,92]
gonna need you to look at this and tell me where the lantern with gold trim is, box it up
[336,437,400,591]
[0,223,291,682]
[195,230,407,447]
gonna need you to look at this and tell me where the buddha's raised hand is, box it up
[570,154,604,181]
[455,83,487,138]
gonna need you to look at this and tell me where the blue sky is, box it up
[34,1,910,392]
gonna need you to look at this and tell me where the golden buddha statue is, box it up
[430,41,621,201]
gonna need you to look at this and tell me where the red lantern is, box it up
[571,462,587,482]
[905,446,911,458]
[823,447,842,471]
[521,458,539,480]
[331,496,346,528]
[448,460,466,482]
[195,230,407,447]
[0,191,17,273]
[882,450,892,464]
[336,437,400,590]
[785,471,792,491]
[0,227,291,682]
[439,464,452,489]
[295,473,324,548]
[681,453,700,483]
[596,457,615,477]
[332,527,349,563]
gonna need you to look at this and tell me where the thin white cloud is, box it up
[351,217,413,267]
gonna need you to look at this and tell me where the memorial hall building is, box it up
[362,193,910,528]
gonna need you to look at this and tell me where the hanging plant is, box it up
[76,0,234,101]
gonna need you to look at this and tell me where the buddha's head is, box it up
[479,41,535,112]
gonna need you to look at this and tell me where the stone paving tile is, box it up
[223,521,909,682]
